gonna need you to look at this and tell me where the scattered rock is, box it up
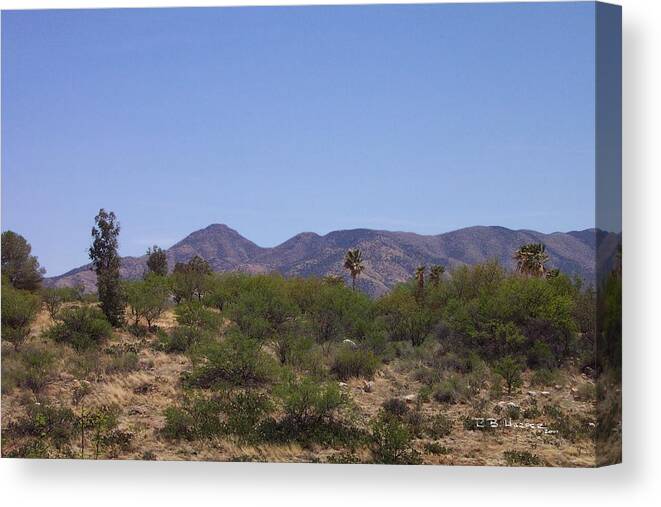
[338,382,348,388]
[554,384,563,390]
[342,339,358,349]
[571,387,579,394]
[527,391,538,397]
[404,394,417,403]
[540,391,551,396]
[363,381,374,393]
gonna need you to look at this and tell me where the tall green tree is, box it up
[171,255,212,302]
[1,231,45,291]
[146,245,168,277]
[89,209,124,326]
[513,243,550,277]
[429,265,445,287]
[343,248,364,291]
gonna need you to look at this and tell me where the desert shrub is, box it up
[1,283,40,349]
[277,375,346,428]
[504,450,542,466]
[175,301,222,331]
[530,367,562,387]
[382,397,409,418]
[433,375,466,404]
[159,325,210,353]
[162,396,224,440]
[45,305,112,350]
[370,412,421,465]
[15,345,56,394]
[505,403,521,420]
[412,366,442,386]
[187,333,277,388]
[331,347,379,380]
[426,413,453,438]
[494,355,523,395]
[223,390,273,443]
[542,404,593,442]
[418,385,432,403]
[5,403,77,455]
[424,442,451,455]
[522,403,541,419]
[327,451,362,464]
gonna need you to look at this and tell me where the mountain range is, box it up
[46,224,620,297]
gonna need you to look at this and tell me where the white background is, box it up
[0,0,658,505]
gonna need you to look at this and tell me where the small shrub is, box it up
[432,376,466,404]
[162,396,224,441]
[370,412,421,465]
[5,403,77,454]
[494,356,523,395]
[331,347,379,380]
[424,442,451,455]
[418,385,432,403]
[382,397,409,418]
[426,413,453,438]
[15,345,56,394]
[223,390,273,443]
[159,325,209,353]
[504,450,542,466]
[505,404,521,420]
[45,306,112,350]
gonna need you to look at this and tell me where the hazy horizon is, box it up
[2,3,600,275]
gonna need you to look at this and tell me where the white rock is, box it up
[404,394,417,403]
[342,339,358,349]
[363,381,374,393]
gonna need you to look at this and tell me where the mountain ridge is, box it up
[46,224,620,297]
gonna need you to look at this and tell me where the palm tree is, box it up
[513,243,550,277]
[429,264,445,286]
[343,248,364,290]
[415,265,426,291]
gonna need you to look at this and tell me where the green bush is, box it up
[162,396,224,440]
[331,347,379,380]
[106,351,140,374]
[159,325,209,353]
[424,442,451,455]
[223,390,273,443]
[504,450,542,466]
[1,284,40,349]
[4,403,77,455]
[175,301,222,331]
[432,376,466,404]
[382,397,409,418]
[370,412,421,465]
[187,333,277,388]
[426,413,453,438]
[45,305,113,350]
[494,356,524,395]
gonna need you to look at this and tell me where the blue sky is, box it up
[2,3,597,276]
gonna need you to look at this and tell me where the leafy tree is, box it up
[514,243,550,277]
[370,412,421,464]
[41,287,79,321]
[429,264,445,287]
[123,275,170,329]
[170,255,212,302]
[343,248,364,290]
[375,285,432,346]
[89,209,124,326]
[1,231,45,290]
[1,282,40,349]
[494,355,523,395]
[146,245,168,277]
